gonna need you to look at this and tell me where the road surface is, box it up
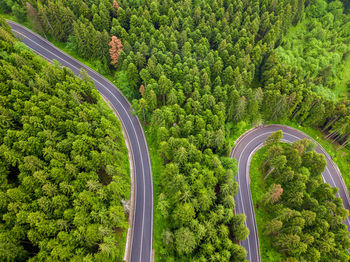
[232,124,350,262]
[7,21,153,262]
[8,21,350,262]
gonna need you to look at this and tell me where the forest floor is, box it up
[336,54,350,98]
[226,121,253,151]
[249,145,283,261]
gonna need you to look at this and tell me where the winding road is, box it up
[232,124,350,262]
[7,21,153,262]
[7,21,350,262]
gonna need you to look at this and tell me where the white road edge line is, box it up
[232,126,350,261]
[235,132,272,261]
[11,26,149,262]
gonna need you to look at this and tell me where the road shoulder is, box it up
[101,95,135,262]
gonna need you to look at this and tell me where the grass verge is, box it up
[226,121,253,150]
[249,146,284,262]
[143,126,165,261]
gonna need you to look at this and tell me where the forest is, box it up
[275,0,350,100]
[0,19,130,261]
[1,0,350,261]
[256,131,350,261]
[3,0,347,146]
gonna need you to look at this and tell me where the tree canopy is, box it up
[0,19,130,261]
[1,0,350,260]
[260,132,350,261]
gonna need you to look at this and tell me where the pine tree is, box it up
[113,0,119,12]
[109,36,123,67]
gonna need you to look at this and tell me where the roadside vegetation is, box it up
[250,145,283,262]
[268,120,350,189]
[250,131,350,261]
[0,19,130,261]
[1,0,350,261]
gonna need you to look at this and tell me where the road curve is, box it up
[7,21,153,262]
[232,124,350,262]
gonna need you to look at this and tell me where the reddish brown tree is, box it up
[139,85,146,96]
[113,0,119,12]
[263,184,283,205]
[109,36,123,67]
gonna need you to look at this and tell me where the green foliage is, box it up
[0,20,129,261]
[250,145,284,262]
[11,3,26,22]
[115,71,133,100]
[3,0,350,260]
[276,0,350,99]
[3,0,350,152]
[0,0,21,14]
[254,135,350,261]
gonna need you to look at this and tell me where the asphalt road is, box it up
[231,124,350,262]
[7,21,153,262]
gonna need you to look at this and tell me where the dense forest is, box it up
[0,19,130,261]
[2,0,347,145]
[1,0,350,261]
[258,131,350,261]
[275,0,350,100]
